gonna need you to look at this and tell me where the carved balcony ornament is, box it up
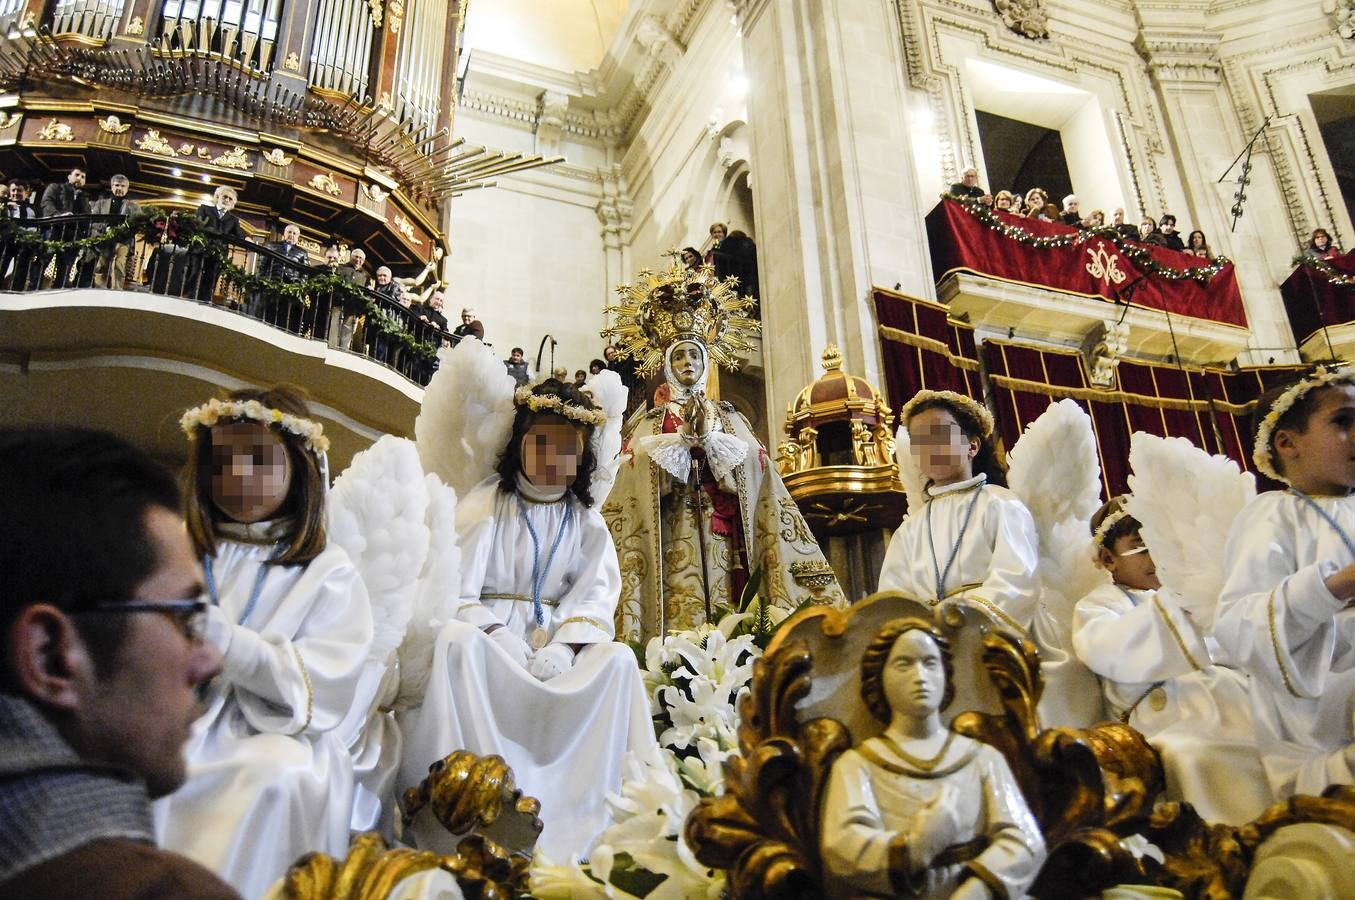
[125,15,144,35]
[309,171,343,196]
[37,118,74,141]
[393,212,423,245]
[135,129,179,157]
[211,146,252,170]
[364,182,389,203]
[263,148,294,166]
[0,111,22,130]
[368,0,383,29]
[284,52,301,72]
[96,114,131,134]
[993,0,1050,40]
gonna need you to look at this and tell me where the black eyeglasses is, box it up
[73,598,209,644]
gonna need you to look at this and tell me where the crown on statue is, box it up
[603,252,760,376]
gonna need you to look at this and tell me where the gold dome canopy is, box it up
[776,346,905,534]
[787,344,889,432]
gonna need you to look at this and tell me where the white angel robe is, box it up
[399,476,662,863]
[878,474,1040,634]
[1215,491,1355,799]
[1073,582,1270,824]
[821,734,1045,899]
[154,527,374,898]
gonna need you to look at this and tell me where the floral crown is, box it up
[899,389,995,439]
[513,386,607,427]
[180,397,330,456]
[1252,367,1355,484]
[602,252,759,377]
[1091,503,1130,550]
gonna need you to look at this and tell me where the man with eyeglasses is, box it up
[0,426,236,898]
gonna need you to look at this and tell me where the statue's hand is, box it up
[905,784,964,871]
[682,393,709,439]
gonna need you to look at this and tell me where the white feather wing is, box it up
[1006,399,1104,642]
[584,368,628,508]
[1126,432,1255,633]
[893,424,927,520]
[1007,399,1103,536]
[327,435,430,665]
[415,338,517,499]
[395,471,461,709]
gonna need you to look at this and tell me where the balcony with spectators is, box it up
[926,196,1251,365]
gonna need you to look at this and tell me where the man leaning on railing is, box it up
[87,175,141,290]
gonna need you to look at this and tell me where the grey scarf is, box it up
[0,693,155,884]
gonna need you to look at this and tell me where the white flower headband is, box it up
[514,386,607,427]
[1092,508,1130,550]
[900,389,995,438]
[1252,367,1354,484]
[180,397,331,456]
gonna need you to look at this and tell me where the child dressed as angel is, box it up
[155,386,374,898]
[1215,368,1355,800]
[1073,497,1269,824]
[879,390,1039,635]
[399,378,661,864]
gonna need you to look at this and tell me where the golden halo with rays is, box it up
[602,251,760,377]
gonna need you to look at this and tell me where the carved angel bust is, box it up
[820,617,1046,899]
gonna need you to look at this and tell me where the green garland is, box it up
[1292,253,1355,288]
[0,208,438,363]
[942,193,1232,285]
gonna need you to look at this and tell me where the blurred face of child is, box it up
[1275,384,1355,496]
[521,416,583,490]
[209,422,293,523]
[1100,531,1161,591]
[908,406,977,487]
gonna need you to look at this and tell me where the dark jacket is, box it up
[1,838,240,900]
[1159,231,1186,252]
[194,204,246,241]
[411,303,449,332]
[39,181,89,217]
[451,319,484,341]
[261,240,309,283]
[90,195,142,241]
[336,264,369,289]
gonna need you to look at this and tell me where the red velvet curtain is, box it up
[926,199,1247,328]
[1280,255,1355,351]
[873,288,984,414]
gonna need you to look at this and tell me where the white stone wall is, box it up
[446,0,1355,420]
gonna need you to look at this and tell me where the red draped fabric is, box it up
[873,288,984,413]
[872,285,1305,498]
[1279,253,1355,350]
[926,199,1247,328]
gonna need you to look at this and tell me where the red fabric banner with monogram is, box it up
[926,199,1247,329]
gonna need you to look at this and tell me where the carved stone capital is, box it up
[1134,33,1223,83]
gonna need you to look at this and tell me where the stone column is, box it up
[734,0,938,425]
[1134,4,1300,363]
[597,163,634,329]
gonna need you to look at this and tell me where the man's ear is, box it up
[6,605,89,711]
[1096,546,1117,571]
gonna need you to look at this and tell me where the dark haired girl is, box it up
[400,377,662,863]
[878,390,1040,636]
